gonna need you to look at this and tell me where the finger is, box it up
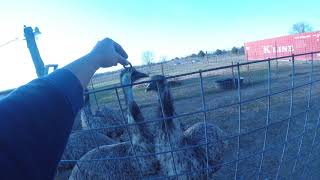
[116,53,130,66]
[113,41,128,59]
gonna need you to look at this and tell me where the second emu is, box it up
[146,75,227,179]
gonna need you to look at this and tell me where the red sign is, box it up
[244,31,320,60]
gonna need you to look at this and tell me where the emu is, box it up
[55,131,115,179]
[69,68,158,179]
[80,93,125,141]
[146,75,227,179]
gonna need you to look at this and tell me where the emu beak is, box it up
[146,83,152,92]
[146,81,156,92]
[131,70,148,82]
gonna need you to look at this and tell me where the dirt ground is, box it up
[59,58,320,180]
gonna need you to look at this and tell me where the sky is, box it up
[0,0,319,91]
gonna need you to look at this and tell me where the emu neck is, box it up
[128,100,153,144]
[158,86,178,129]
[122,77,154,146]
[123,86,134,105]
[156,85,183,150]
[121,74,134,105]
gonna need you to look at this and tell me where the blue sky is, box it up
[0,0,319,90]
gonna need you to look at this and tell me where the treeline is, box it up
[196,46,245,58]
[142,46,246,65]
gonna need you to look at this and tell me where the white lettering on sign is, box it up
[263,46,271,53]
[263,45,294,54]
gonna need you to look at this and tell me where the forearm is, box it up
[63,54,99,89]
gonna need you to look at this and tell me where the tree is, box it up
[215,49,223,55]
[198,50,205,58]
[160,56,167,63]
[238,46,245,55]
[291,22,313,34]
[231,47,239,54]
[190,53,197,57]
[141,51,154,66]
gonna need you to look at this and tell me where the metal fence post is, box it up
[161,62,165,76]
[257,59,271,179]
[115,88,144,178]
[206,51,209,64]
[199,70,210,178]
[231,61,236,88]
[294,52,316,178]
[234,63,242,180]
[275,54,295,180]
[81,90,111,177]
[156,81,178,177]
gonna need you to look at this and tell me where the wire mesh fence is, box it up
[89,54,248,90]
[56,51,320,180]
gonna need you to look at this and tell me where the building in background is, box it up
[244,31,320,60]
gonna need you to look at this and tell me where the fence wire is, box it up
[56,51,320,180]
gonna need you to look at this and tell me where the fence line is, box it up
[86,51,320,95]
[58,51,320,179]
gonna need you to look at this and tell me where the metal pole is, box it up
[305,47,307,64]
[206,51,209,64]
[257,59,271,179]
[275,42,279,78]
[161,62,164,76]
[275,54,295,180]
[246,50,249,72]
[246,50,252,86]
[24,26,45,77]
[115,88,144,178]
[231,62,236,88]
[81,92,110,176]
[199,71,210,178]
[156,81,178,176]
[90,80,101,112]
[292,52,314,177]
[234,63,242,180]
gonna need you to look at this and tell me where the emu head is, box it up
[120,67,148,86]
[145,75,167,92]
[146,75,175,118]
[120,67,148,104]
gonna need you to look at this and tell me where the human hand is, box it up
[89,38,129,68]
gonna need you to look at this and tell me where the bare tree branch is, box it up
[141,51,154,66]
[291,22,313,34]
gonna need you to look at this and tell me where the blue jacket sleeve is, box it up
[0,69,84,180]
